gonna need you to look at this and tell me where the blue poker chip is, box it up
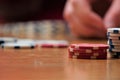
[0,37,17,44]
[0,40,4,44]
[110,52,120,58]
[109,45,114,48]
[108,48,113,52]
[1,42,35,49]
[107,28,120,34]
[107,40,112,45]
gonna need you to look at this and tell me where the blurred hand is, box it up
[104,0,120,28]
[63,0,106,38]
[63,0,120,38]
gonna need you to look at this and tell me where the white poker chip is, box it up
[35,40,69,48]
[16,39,35,44]
[112,46,120,49]
[107,28,120,33]
[108,36,120,40]
[109,45,120,49]
[0,37,17,44]
[110,48,120,52]
[108,33,120,37]
[109,39,120,43]
[107,41,120,45]
[1,42,35,49]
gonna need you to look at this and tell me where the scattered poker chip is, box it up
[35,40,69,48]
[1,42,35,49]
[107,28,120,34]
[16,39,35,45]
[0,37,17,44]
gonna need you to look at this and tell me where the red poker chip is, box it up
[74,52,107,56]
[70,43,109,50]
[68,51,74,58]
[77,55,107,59]
[68,47,107,53]
[35,40,69,48]
[68,52,107,57]
[71,55,107,59]
[36,44,68,48]
[69,55,73,58]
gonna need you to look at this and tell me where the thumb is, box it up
[104,0,120,28]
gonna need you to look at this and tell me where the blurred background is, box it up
[0,0,66,23]
[0,0,69,39]
[0,0,112,39]
[0,0,112,23]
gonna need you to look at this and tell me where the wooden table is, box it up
[0,21,120,80]
[0,38,120,80]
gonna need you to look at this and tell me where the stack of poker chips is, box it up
[68,43,108,59]
[107,28,120,58]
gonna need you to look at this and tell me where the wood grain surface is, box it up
[0,39,120,80]
[0,21,120,80]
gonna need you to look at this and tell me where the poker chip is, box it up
[35,40,69,48]
[70,43,108,50]
[68,43,108,59]
[108,33,120,37]
[0,37,17,44]
[109,45,120,49]
[68,47,107,53]
[107,28,120,58]
[108,36,120,40]
[108,39,120,43]
[1,42,35,49]
[109,52,120,58]
[70,53,107,59]
[16,39,35,44]
[107,28,120,33]
[109,48,120,52]
[107,41,120,45]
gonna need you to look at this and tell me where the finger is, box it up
[72,0,106,32]
[104,0,120,28]
[65,8,105,38]
[64,0,106,38]
[63,1,82,36]
[63,1,79,36]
